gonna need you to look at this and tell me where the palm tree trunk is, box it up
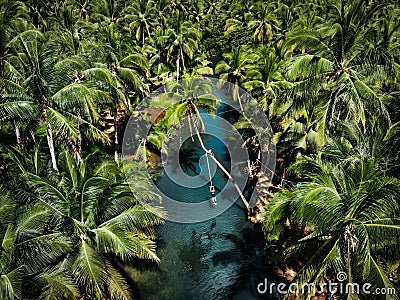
[114,114,119,163]
[145,24,151,42]
[189,105,252,217]
[181,47,185,72]
[30,130,36,144]
[14,119,22,148]
[46,123,58,171]
[176,54,180,81]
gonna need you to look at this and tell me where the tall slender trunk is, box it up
[181,47,185,72]
[30,130,36,144]
[14,119,22,148]
[176,54,180,81]
[114,113,119,163]
[46,123,58,171]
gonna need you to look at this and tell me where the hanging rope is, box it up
[187,101,251,214]
[206,154,213,187]
[187,107,214,192]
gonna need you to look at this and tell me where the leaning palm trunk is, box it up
[46,123,58,171]
[188,103,252,217]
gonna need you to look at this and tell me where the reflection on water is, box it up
[124,107,274,300]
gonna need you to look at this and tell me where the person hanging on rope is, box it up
[210,185,215,195]
[210,186,217,206]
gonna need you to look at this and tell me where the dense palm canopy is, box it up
[264,123,400,296]
[1,146,163,299]
[0,0,399,299]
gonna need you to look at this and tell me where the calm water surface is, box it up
[126,107,275,300]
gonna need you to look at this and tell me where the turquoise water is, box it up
[127,106,273,299]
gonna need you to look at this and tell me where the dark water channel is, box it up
[126,106,275,300]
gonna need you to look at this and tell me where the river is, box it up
[124,105,275,300]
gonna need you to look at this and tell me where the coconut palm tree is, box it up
[124,0,157,45]
[92,0,126,24]
[146,27,172,85]
[247,2,280,44]
[6,30,109,169]
[283,0,391,141]
[273,110,321,165]
[144,77,218,154]
[82,50,149,162]
[4,148,164,299]
[0,0,30,76]
[215,46,261,111]
[263,122,400,298]
[51,6,95,57]
[165,12,201,80]
[0,144,77,300]
[0,192,26,300]
[242,45,292,112]
[0,0,36,147]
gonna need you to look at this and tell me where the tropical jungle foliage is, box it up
[0,0,399,299]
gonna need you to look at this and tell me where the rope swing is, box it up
[206,154,214,193]
[206,154,217,206]
[186,101,251,213]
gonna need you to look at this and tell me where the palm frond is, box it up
[72,241,108,298]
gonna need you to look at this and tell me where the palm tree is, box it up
[0,192,25,300]
[290,2,326,31]
[83,51,149,162]
[263,122,400,298]
[124,0,156,45]
[247,3,280,44]
[0,144,77,300]
[165,12,201,80]
[0,0,29,76]
[52,6,95,57]
[273,110,321,165]
[203,0,223,31]
[186,0,204,23]
[215,46,261,111]
[156,77,217,124]
[242,46,291,112]
[92,0,126,24]
[0,1,36,147]
[5,149,164,299]
[284,0,390,140]
[166,0,188,15]
[146,27,172,85]
[6,30,109,169]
